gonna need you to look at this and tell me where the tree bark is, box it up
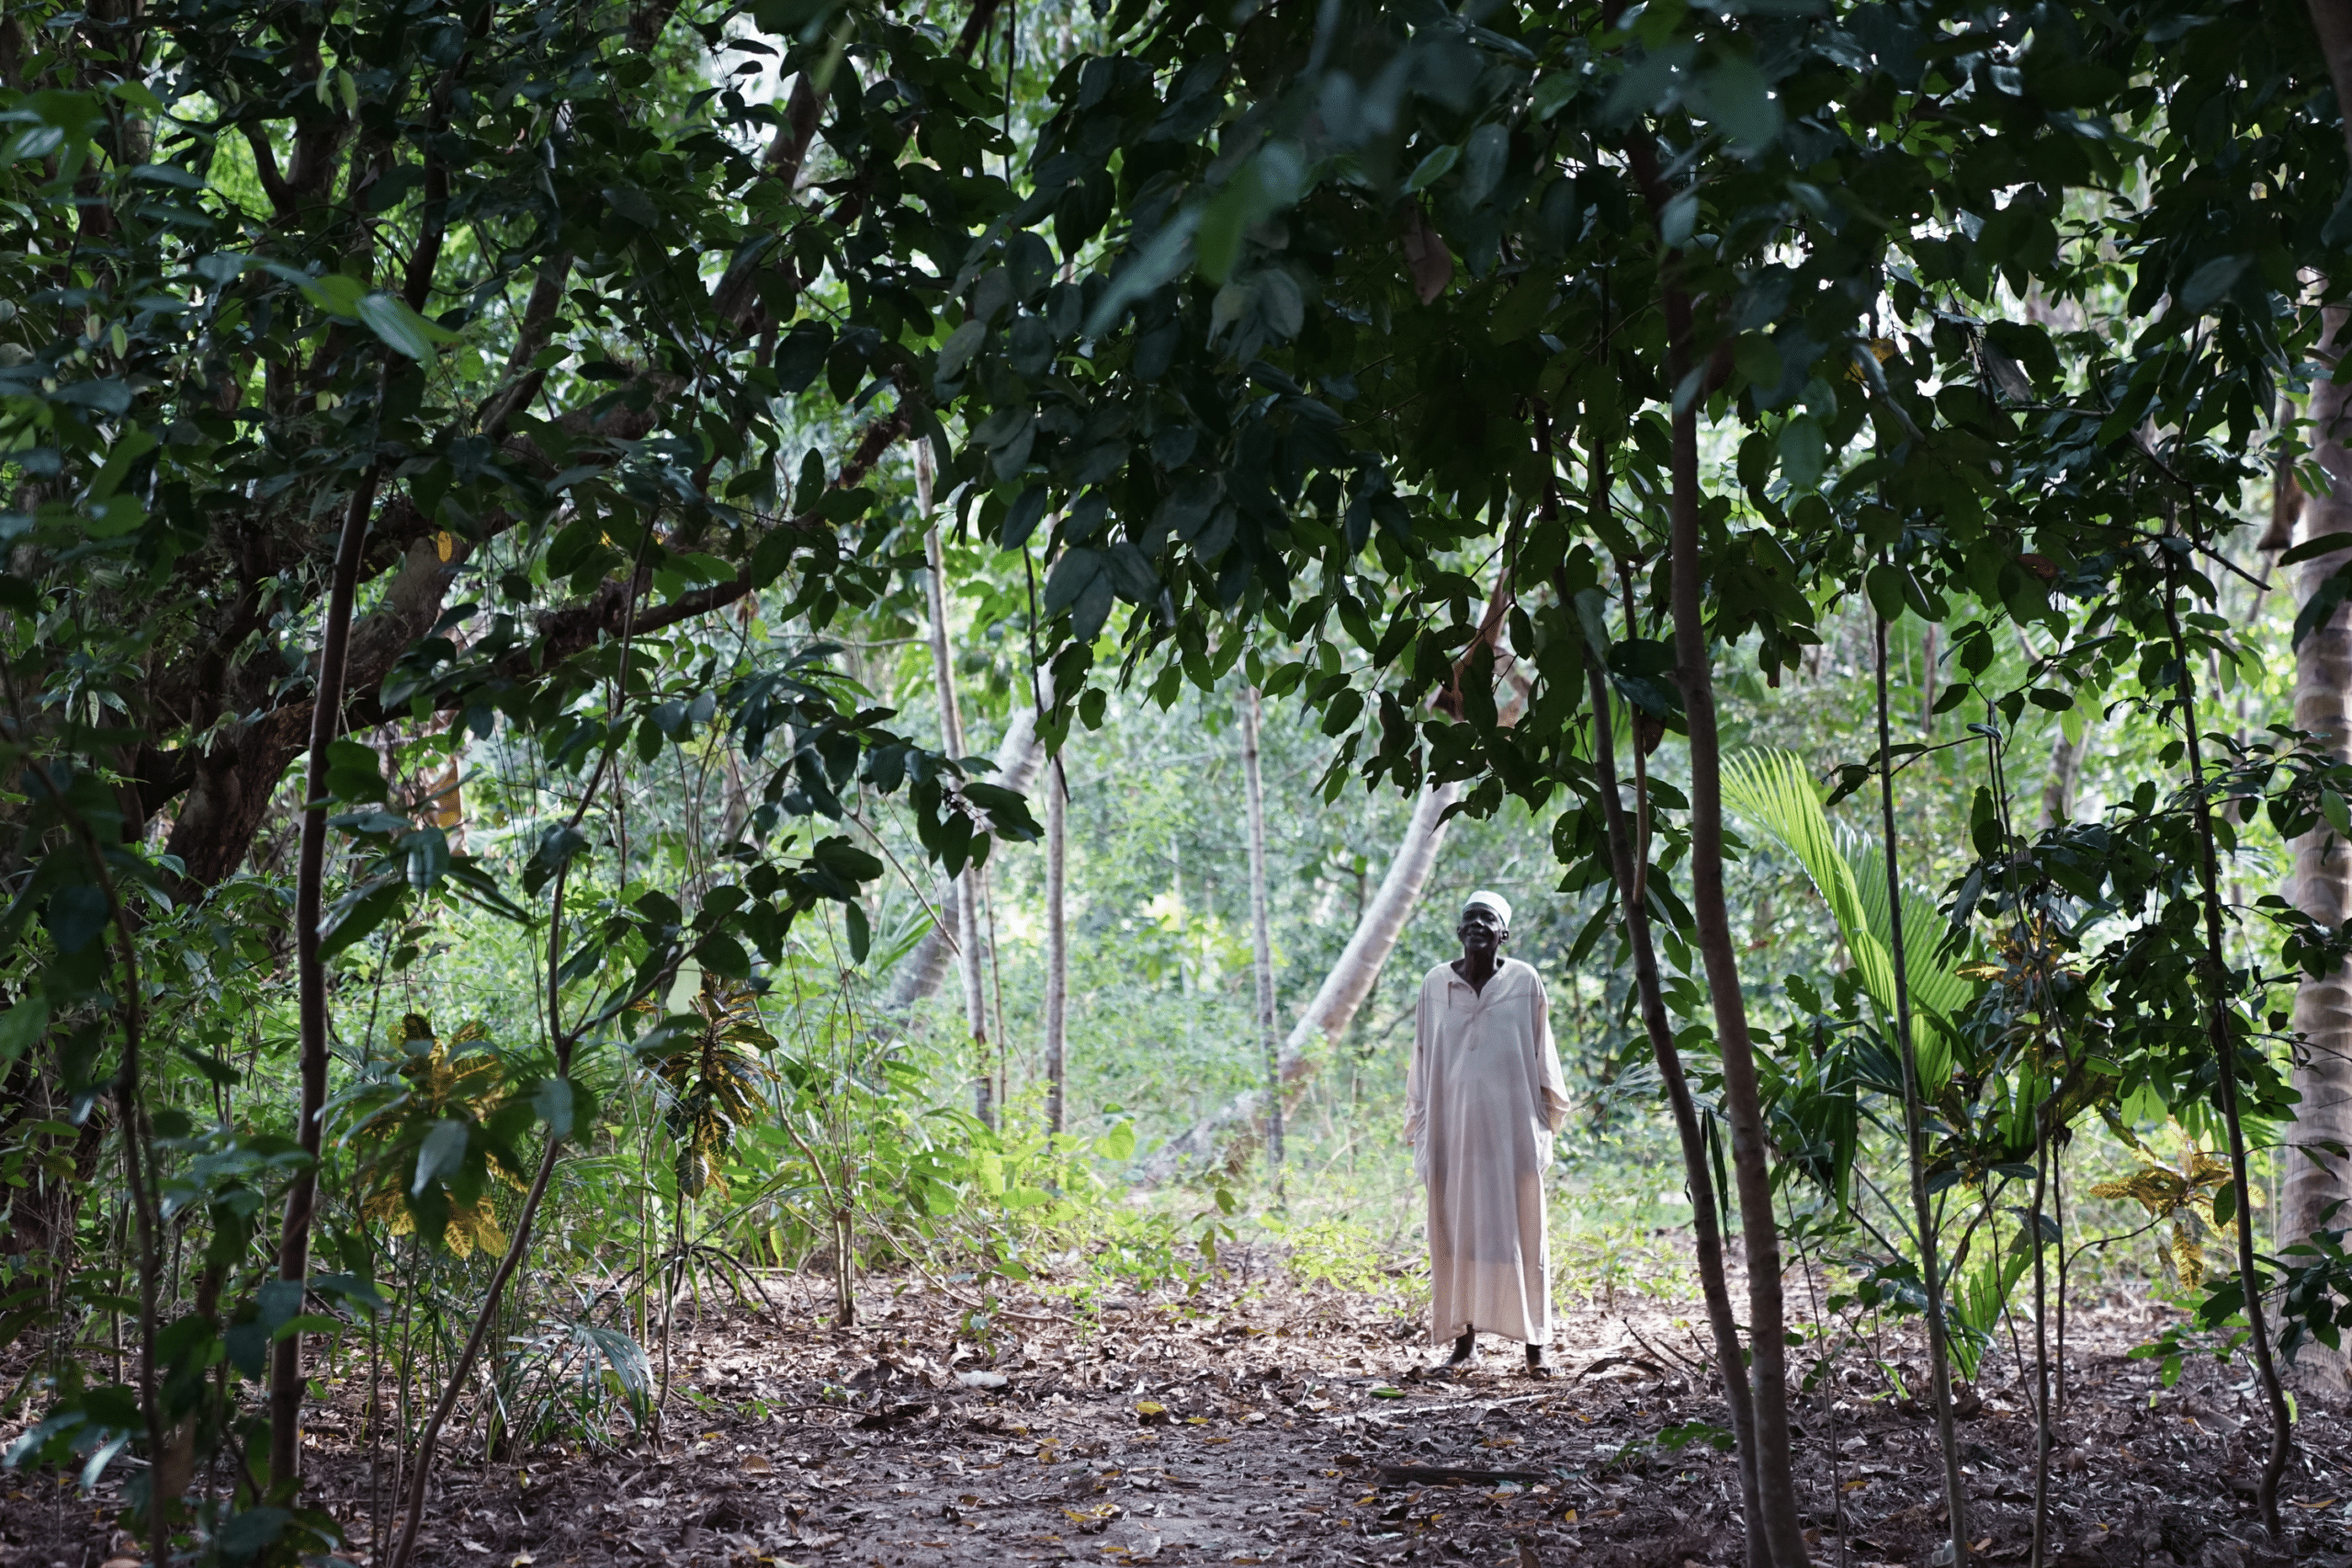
[2038,726,2086,831]
[1633,130,1809,1568]
[2161,553,2294,1536]
[268,458,384,1487]
[1584,646,1765,1568]
[919,449,993,1129]
[2286,0,2352,1391]
[1554,393,1762,1568]
[1240,686,1283,1174]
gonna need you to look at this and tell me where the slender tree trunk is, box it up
[269,460,384,1487]
[2030,1113,2052,1568]
[2161,553,2292,1537]
[1873,608,1969,1568]
[1551,399,1761,1567]
[1585,633,1765,1568]
[1045,751,1069,1136]
[386,549,643,1568]
[1240,686,1283,1177]
[2283,346,2352,1375]
[2290,0,2352,1392]
[387,1123,565,1568]
[918,449,993,1128]
[1634,144,1808,1566]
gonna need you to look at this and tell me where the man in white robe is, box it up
[1403,891,1571,1371]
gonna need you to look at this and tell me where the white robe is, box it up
[1403,956,1571,1347]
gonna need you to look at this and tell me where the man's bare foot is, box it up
[1525,1344,1550,1377]
[1447,1332,1476,1367]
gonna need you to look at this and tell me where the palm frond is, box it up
[1722,748,1972,1087]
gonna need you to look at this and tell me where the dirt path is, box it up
[8,1269,2352,1568]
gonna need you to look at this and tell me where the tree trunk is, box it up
[1634,131,1809,1567]
[1045,750,1069,1137]
[2161,554,2294,1536]
[919,450,992,1128]
[269,460,384,1487]
[1240,686,1283,1174]
[1584,650,1765,1568]
[2286,0,2352,1391]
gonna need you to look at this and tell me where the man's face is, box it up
[1457,904,1506,960]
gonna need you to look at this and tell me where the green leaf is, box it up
[303,272,368,317]
[535,1077,576,1141]
[1694,54,1781,152]
[603,185,661,227]
[1095,1121,1136,1161]
[1406,142,1461,194]
[2278,532,2352,568]
[1779,413,1826,491]
[356,292,458,362]
[271,1313,344,1343]
[2178,254,2251,312]
[323,737,388,802]
[2322,790,2351,839]
[1659,190,1700,249]
[318,875,407,961]
[1864,563,1907,624]
[87,426,157,501]
[1043,547,1104,615]
[109,81,167,115]
[0,992,48,1061]
[810,835,885,882]
[936,318,987,380]
[413,1119,470,1197]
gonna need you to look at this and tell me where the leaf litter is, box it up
[6,1248,2352,1568]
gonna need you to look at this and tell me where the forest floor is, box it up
[7,1249,2352,1568]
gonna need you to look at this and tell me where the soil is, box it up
[7,1258,2352,1568]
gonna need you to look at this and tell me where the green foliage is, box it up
[1724,748,1973,1086]
[13,0,2352,1549]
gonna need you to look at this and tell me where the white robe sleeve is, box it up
[1532,973,1571,1133]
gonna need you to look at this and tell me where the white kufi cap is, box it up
[1464,889,1512,927]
